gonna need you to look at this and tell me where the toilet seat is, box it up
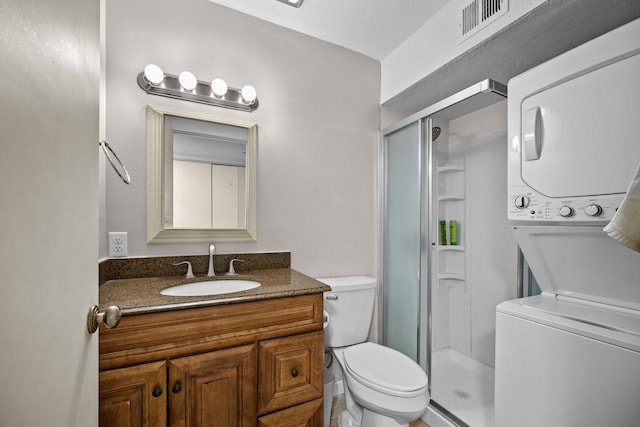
[343,342,428,398]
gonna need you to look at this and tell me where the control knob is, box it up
[514,195,530,209]
[559,205,574,218]
[584,204,603,217]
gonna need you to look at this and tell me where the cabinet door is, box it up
[258,331,324,414]
[168,344,257,427]
[99,361,167,427]
[257,398,323,427]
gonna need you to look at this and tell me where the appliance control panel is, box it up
[508,185,623,224]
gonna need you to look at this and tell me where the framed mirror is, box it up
[146,105,257,243]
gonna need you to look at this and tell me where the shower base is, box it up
[431,348,495,427]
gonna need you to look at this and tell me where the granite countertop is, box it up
[99,268,331,315]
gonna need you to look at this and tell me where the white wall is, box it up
[381,0,546,103]
[102,0,380,278]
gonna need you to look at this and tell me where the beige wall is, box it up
[102,0,380,278]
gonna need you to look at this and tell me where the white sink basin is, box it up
[161,280,261,297]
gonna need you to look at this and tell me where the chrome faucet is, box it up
[207,243,216,276]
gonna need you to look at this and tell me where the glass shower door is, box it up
[382,80,511,427]
[382,120,430,366]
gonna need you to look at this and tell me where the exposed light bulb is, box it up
[143,64,164,85]
[178,71,198,91]
[241,85,257,104]
[211,78,228,97]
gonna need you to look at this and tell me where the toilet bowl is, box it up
[318,276,430,427]
[335,343,429,426]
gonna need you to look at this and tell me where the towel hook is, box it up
[99,140,131,185]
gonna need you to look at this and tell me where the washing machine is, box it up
[496,18,640,427]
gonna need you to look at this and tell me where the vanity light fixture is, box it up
[276,0,303,7]
[137,64,259,112]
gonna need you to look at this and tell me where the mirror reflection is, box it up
[167,116,248,229]
[147,106,257,243]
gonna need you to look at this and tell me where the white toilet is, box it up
[318,276,429,427]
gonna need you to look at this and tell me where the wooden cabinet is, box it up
[257,398,323,427]
[99,294,324,427]
[258,332,324,415]
[168,344,257,427]
[99,361,166,427]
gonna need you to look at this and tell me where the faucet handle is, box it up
[226,259,245,276]
[174,261,194,278]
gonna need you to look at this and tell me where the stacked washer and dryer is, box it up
[496,18,640,427]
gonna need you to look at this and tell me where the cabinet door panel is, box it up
[258,398,323,427]
[259,331,323,414]
[99,361,167,427]
[169,344,257,427]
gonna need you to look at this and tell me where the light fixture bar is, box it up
[275,0,304,8]
[136,72,259,112]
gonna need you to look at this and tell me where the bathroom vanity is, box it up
[98,262,330,427]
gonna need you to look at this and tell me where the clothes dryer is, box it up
[496,17,640,427]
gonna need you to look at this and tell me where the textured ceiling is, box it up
[207,0,451,60]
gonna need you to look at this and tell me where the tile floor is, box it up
[329,394,430,427]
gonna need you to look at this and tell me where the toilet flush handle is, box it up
[325,294,338,300]
[323,311,330,329]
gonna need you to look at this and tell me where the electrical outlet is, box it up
[108,232,128,257]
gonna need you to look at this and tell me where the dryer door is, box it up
[520,52,640,198]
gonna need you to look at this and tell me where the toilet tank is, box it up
[317,276,376,348]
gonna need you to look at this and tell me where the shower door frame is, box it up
[379,80,508,427]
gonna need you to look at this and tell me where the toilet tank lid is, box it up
[316,276,376,291]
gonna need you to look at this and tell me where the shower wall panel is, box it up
[447,100,517,367]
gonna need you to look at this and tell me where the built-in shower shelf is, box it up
[436,158,466,292]
[438,245,465,251]
[438,194,465,201]
[436,273,467,291]
[437,165,465,173]
[438,273,465,281]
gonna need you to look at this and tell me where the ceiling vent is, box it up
[459,0,509,42]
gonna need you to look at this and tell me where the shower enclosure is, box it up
[381,81,518,427]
